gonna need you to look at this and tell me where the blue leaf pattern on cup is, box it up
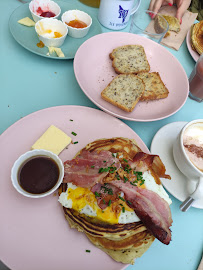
[118,5,129,23]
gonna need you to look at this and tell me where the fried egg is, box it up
[58,170,172,224]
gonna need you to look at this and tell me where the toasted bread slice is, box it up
[137,72,169,101]
[101,74,145,112]
[110,45,150,74]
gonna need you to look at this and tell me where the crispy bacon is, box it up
[63,150,120,188]
[129,152,171,179]
[91,183,120,209]
[111,180,172,245]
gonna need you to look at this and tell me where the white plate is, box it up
[150,121,203,209]
[186,28,200,62]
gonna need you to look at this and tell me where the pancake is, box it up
[58,137,171,264]
[59,183,155,264]
[191,21,203,55]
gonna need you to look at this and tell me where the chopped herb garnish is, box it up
[98,166,117,174]
[103,160,106,163]
[73,141,78,144]
[118,196,125,201]
[94,191,101,198]
[109,166,117,174]
[86,250,91,253]
[112,153,117,158]
[102,199,106,204]
[101,185,113,195]
[91,165,95,168]
[123,158,128,163]
[108,200,112,206]
[69,119,73,121]
[71,131,77,136]
[124,176,128,183]
[130,182,137,186]
[127,200,132,205]
[122,207,125,213]
[124,165,132,174]
[116,174,120,180]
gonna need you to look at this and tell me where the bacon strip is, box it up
[111,180,172,245]
[129,152,171,179]
[91,183,120,209]
[63,150,120,188]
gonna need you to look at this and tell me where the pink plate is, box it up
[186,28,200,62]
[0,105,149,270]
[74,32,189,122]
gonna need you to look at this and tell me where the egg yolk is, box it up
[67,186,134,224]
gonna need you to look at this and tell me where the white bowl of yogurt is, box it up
[35,18,68,47]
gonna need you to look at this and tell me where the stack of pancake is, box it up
[191,20,203,55]
[58,137,171,264]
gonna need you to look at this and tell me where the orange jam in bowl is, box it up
[66,19,87,29]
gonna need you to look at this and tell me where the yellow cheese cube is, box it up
[48,47,65,58]
[31,125,71,155]
[18,17,35,27]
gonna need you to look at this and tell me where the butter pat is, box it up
[18,17,35,27]
[48,47,65,57]
[31,125,71,155]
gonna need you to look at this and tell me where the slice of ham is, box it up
[111,180,172,245]
[63,150,120,188]
[91,183,120,209]
[129,152,171,179]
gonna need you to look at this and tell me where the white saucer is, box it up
[150,121,203,209]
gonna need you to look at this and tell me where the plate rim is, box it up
[74,32,189,122]
[8,1,102,60]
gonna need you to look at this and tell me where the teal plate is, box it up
[9,0,102,60]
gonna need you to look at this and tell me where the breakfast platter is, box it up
[74,32,189,122]
[0,105,151,270]
[9,0,102,59]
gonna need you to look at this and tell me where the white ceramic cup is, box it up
[173,119,203,200]
[98,0,141,30]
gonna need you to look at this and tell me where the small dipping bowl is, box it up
[61,10,92,38]
[29,0,61,22]
[35,18,68,47]
[11,149,64,198]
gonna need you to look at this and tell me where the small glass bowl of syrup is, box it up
[11,149,64,198]
[61,10,92,38]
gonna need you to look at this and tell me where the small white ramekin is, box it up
[11,149,64,198]
[29,0,61,22]
[61,10,92,38]
[35,18,68,47]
